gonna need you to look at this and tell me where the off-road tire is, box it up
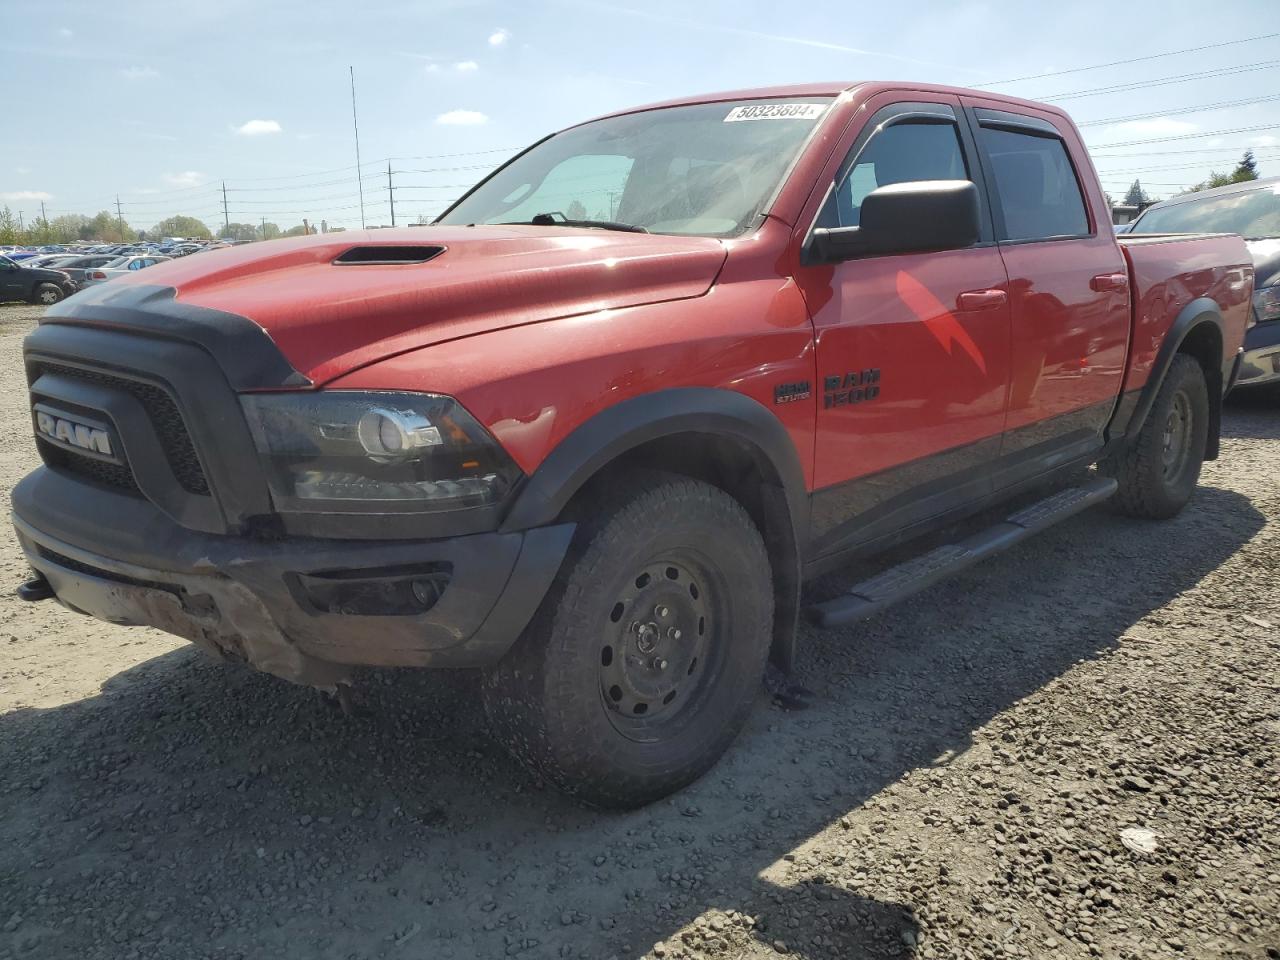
[482,473,773,809]
[1102,353,1209,519]
[32,283,64,306]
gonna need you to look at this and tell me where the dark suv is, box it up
[0,254,77,306]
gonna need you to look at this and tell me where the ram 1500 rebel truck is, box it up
[13,82,1254,808]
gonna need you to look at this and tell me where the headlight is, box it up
[1254,285,1280,324]
[240,391,520,513]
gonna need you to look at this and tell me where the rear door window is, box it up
[979,127,1089,241]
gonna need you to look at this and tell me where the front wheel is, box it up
[32,283,65,306]
[1101,353,1209,519]
[482,474,774,809]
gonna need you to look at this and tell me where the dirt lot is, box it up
[0,300,1276,960]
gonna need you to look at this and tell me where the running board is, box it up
[805,476,1118,628]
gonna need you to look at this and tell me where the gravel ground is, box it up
[0,300,1277,960]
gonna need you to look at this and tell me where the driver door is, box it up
[793,96,1013,556]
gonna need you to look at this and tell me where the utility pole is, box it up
[349,66,366,229]
[222,181,230,235]
[115,196,125,241]
[387,161,396,227]
[39,200,47,237]
[261,216,267,241]
[18,210,24,232]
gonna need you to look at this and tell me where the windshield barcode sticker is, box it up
[724,103,827,122]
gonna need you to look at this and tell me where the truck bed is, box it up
[1117,232,1254,393]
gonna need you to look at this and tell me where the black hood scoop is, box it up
[332,245,445,265]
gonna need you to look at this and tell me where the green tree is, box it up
[49,214,91,243]
[1232,149,1258,182]
[565,199,588,221]
[1123,180,1148,207]
[220,222,258,242]
[87,210,130,241]
[0,206,19,244]
[151,215,212,240]
[281,224,309,237]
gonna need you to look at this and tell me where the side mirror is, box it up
[813,180,980,262]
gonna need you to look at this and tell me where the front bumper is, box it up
[1234,320,1280,388]
[13,467,573,688]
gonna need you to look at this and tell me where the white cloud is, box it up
[436,109,488,126]
[425,63,442,74]
[1251,135,1278,147]
[15,166,31,175]
[455,60,479,72]
[234,119,282,136]
[488,28,511,46]
[120,65,159,80]
[58,27,72,38]
[0,190,52,202]
[143,132,179,142]
[164,171,205,187]
[1110,118,1197,138]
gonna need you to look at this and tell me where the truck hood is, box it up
[1245,238,1280,289]
[85,226,727,385]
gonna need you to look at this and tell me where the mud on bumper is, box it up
[13,468,573,688]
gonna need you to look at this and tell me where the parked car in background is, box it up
[53,255,131,287]
[80,254,172,286]
[6,250,39,261]
[1129,176,1280,392]
[0,254,76,304]
[18,254,81,271]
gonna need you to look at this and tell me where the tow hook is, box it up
[16,575,54,602]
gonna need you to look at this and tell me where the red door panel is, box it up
[805,246,1011,489]
[999,239,1129,444]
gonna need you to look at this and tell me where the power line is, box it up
[979,31,1280,86]
[1036,59,1280,101]
[1076,93,1280,127]
[1088,122,1280,149]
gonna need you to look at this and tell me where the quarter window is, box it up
[979,127,1089,241]
[818,121,968,229]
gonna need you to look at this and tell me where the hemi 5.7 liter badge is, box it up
[33,404,120,461]
[774,381,811,404]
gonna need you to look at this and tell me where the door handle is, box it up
[956,289,1008,310]
[1090,272,1129,293]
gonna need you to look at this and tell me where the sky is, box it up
[3,0,1279,233]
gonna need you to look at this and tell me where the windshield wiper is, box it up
[499,211,648,234]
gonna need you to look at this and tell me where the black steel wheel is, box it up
[1103,353,1209,519]
[482,473,773,809]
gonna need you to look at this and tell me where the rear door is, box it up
[962,101,1129,461]
[793,94,1013,556]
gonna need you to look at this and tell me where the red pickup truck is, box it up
[14,82,1253,807]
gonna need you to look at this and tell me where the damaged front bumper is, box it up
[12,467,573,688]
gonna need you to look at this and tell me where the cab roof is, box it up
[586,80,1073,125]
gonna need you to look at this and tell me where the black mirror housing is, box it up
[813,179,980,262]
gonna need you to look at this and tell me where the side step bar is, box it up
[805,476,1118,628]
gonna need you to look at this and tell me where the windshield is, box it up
[1132,182,1280,239]
[438,98,834,237]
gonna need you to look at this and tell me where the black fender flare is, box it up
[1111,296,1226,458]
[499,387,809,672]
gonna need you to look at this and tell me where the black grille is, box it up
[32,362,210,495]
[37,439,140,493]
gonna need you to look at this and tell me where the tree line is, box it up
[1121,149,1261,209]
[0,209,336,246]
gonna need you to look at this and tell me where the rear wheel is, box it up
[1102,353,1209,519]
[32,283,64,306]
[482,474,773,809]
